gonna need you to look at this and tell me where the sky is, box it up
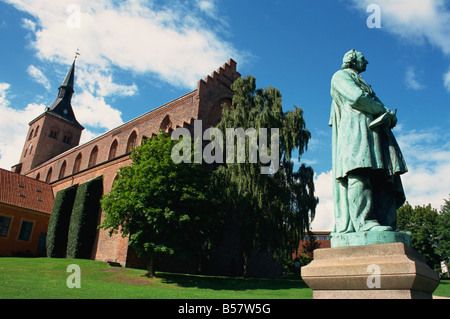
[0,0,449,231]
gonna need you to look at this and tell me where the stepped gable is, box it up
[196,59,241,128]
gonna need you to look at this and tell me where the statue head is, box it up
[341,49,369,73]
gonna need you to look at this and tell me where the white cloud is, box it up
[7,0,241,90]
[311,170,334,232]
[76,67,138,98]
[405,66,425,90]
[75,91,123,131]
[396,127,450,210]
[27,65,51,90]
[443,68,450,92]
[350,0,450,91]
[196,0,216,17]
[0,83,46,170]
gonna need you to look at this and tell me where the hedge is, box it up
[66,176,104,259]
[46,185,78,258]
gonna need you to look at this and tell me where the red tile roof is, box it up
[0,168,54,214]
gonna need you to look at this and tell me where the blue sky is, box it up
[0,0,449,230]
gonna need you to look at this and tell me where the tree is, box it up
[215,75,318,274]
[100,131,223,277]
[397,202,441,268]
[436,195,450,262]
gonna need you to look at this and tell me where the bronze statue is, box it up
[329,49,408,236]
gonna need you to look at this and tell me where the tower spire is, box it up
[46,58,83,129]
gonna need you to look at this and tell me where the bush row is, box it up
[46,176,103,259]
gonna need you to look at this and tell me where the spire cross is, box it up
[74,49,81,60]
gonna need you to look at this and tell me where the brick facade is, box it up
[14,59,241,267]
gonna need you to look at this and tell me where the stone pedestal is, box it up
[301,242,440,299]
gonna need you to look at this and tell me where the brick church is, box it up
[8,58,249,273]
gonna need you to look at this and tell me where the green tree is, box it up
[100,131,223,277]
[436,195,450,262]
[397,202,441,268]
[215,75,318,274]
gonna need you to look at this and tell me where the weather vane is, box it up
[74,49,81,60]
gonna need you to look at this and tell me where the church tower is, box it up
[13,59,84,175]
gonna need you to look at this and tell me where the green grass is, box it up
[434,279,450,298]
[0,257,312,299]
[1,257,449,299]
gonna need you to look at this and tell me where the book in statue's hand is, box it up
[369,112,391,130]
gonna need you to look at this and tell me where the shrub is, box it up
[67,176,103,259]
[46,185,78,258]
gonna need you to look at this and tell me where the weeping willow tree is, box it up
[215,75,318,274]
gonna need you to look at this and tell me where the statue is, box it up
[329,49,408,241]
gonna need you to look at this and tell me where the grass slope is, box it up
[0,257,312,299]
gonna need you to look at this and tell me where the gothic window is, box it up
[24,143,33,157]
[36,173,40,181]
[34,126,40,137]
[73,153,82,174]
[45,168,53,183]
[88,146,99,168]
[49,127,59,139]
[108,140,118,160]
[63,132,72,144]
[159,115,172,132]
[28,129,34,141]
[59,161,67,179]
[126,131,137,153]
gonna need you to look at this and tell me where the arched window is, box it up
[126,131,137,153]
[159,115,172,132]
[88,146,99,168]
[59,161,67,179]
[28,129,34,141]
[36,173,40,181]
[63,132,72,144]
[34,126,40,137]
[25,143,33,157]
[49,127,59,139]
[73,153,82,174]
[45,168,53,183]
[108,140,118,160]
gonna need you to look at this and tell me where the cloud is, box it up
[405,66,425,90]
[7,0,242,90]
[443,68,450,91]
[75,91,123,131]
[0,83,46,170]
[396,127,450,210]
[76,67,138,98]
[349,0,450,91]
[27,65,51,90]
[196,0,216,17]
[311,170,334,231]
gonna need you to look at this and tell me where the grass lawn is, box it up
[1,257,449,300]
[434,279,450,298]
[0,257,312,299]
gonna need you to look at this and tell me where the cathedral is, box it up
[5,58,242,270]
